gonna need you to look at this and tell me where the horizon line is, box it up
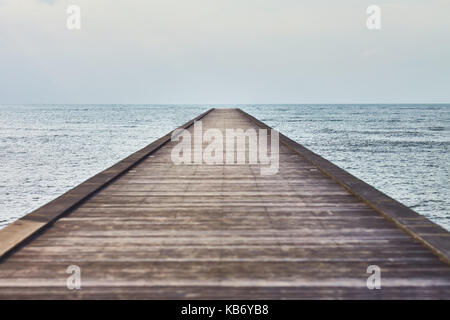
[1,102,450,106]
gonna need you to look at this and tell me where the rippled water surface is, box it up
[0,104,449,230]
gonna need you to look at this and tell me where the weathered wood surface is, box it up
[0,108,449,299]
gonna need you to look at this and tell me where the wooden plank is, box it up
[0,220,45,257]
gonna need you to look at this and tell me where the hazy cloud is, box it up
[37,0,57,4]
[0,0,449,103]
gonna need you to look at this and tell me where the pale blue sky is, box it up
[0,0,449,104]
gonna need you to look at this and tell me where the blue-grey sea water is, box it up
[0,104,449,230]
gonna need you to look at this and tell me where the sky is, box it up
[0,0,449,104]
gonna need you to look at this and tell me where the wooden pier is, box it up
[0,108,449,299]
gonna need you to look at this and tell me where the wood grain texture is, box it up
[0,108,449,299]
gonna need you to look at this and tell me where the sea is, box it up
[0,104,448,230]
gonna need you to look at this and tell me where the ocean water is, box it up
[0,104,449,230]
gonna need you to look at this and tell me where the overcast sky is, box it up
[0,0,449,104]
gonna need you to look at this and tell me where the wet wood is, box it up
[0,108,449,299]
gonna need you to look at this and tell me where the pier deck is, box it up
[0,108,449,299]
